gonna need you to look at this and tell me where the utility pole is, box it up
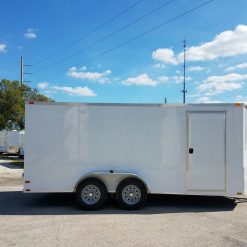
[20,57,32,85]
[20,57,24,85]
[182,39,187,104]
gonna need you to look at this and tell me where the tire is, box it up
[116,178,147,210]
[76,178,107,210]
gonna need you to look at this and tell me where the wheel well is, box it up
[117,177,149,193]
[74,176,106,192]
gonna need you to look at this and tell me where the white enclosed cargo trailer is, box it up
[24,102,247,209]
[0,130,22,154]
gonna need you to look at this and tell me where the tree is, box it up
[0,79,54,130]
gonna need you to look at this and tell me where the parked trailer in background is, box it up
[0,130,23,154]
[24,102,247,209]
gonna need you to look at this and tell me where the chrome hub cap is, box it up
[122,185,141,205]
[81,185,101,205]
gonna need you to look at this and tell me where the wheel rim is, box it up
[122,185,141,205]
[81,185,101,205]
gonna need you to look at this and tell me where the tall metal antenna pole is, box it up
[20,57,24,85]
[20,57,32,86]
[182,39,187,104]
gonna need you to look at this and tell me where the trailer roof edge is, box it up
[25,101,246,108]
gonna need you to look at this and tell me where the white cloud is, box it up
[67,66,111,83]
[196,97,209,103]
[225,62,247,72]
[122,73,193,86]
[0,43,7,53]
[37,82,96,97]
[37,82,49,89]
[187,66,206,72]
[178,25,247,62]
[153,63,166,69]
[171,76,192,84]
[158,75,169,83]
[24,28,37,39]
[122,73,158,86]
[152,48,177,65]
[188,93,201,98]
[52,85,96,96]
[152,25,247,65]
[195,96,222,103]
[196,73,246,95]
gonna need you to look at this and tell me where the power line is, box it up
[32,0,144,67]
[33,0,174,74]
[80,0,99,15]
[34,0,216,82]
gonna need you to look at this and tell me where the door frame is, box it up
[186,111,227,192]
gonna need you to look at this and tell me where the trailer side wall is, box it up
[24,103,245,197]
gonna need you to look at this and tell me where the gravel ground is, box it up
[0,158,247,247]
[0,156,23,187]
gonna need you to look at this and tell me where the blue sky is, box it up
[1,0,247,103]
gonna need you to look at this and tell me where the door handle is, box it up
[189,148,194,154]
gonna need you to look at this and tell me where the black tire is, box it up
[116,178,147,210]
[76,178,107,210]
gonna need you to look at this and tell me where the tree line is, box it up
[0,79,54,130]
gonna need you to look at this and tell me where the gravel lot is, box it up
[0,157,23,188]
[0,157,247,247]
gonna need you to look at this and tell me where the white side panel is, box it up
[77,106,187,194]
[25,104,80,192]
[188,112,226,191]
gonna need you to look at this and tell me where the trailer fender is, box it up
[74,172,150,193]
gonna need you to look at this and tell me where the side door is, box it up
[187,112,226,191]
